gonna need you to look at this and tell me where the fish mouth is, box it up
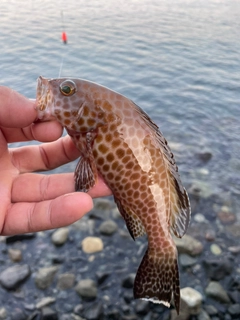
[36,76,55,120]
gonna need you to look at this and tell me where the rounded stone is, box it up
[36,297,56,309]
[99,220,118,235]
[8,248,22,262]
[35,266,59,290]
[75,279,97,299]
[205,281,230,303]
[51,227,69,246]
[0,264,31,290]
[180,287,203,315]
[0,308,7,320]
[174,234,203,256]
[82,237,103,253]
[210,244,222,255]
[57,273,75,290]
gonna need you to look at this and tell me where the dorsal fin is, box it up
[131,101,191,238]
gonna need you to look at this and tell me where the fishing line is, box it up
[58,10,68,78]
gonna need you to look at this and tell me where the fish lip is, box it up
[36,76,56,120]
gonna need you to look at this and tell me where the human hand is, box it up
[0,86,111,235]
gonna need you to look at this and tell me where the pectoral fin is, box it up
[72,131,98,193]
[74,156,97,192]
[114,197,146,240]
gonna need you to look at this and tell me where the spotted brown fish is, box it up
[36,76,190,313]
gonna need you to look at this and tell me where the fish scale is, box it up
[36,76,191,314]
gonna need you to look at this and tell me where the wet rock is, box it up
[27,310,42,320]
[95,271,110,285]
[8,248,22,262]
[51,228,69,246]
[210,244,222,255]
[134,300,150,315]
[94,198,113,211]
[83,302,103,320]
[228,304,240,319]
[228,246,240,254]
[188,180,214,199]
[35,266,59,290]
[217,209,236,224]
[75,279,97,299]
[226,223,240,238]
[73,304,84,315]
[205,230,216,241]
[205,281,230,303]
[10,308,26,320]
[180,287,202,315]
[0,308,7,320]
[196,151,212,162]
[174,234,203,256]
[81,237,103,253]
[123,291,133,304]
[122,273,135,288]
[198,309,211,320]
[99,220,118,235]
[41,307,58,320]
[170,298,190,320]
[202,258,233,280]
[105,309,121,320]
[57,273,75,290]
[179,254,197,268]
[0,264,30,289]
[36,297,56,309]
[204,305,218,316]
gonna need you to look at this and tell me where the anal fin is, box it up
[114,197,146,240]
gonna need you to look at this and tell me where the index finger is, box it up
[0,86,37,127]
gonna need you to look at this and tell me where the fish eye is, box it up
[59,80,77,96]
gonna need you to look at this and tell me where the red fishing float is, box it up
[61,31,67,44]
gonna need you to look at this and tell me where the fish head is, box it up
[36,76,109,132]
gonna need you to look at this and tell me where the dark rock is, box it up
[123,291,133,304]
[51,255,65,264]
[6,233,35,243]
[10,308,26,320]
[228,290,240,304]
[27,311,42,320]
[95,271,110,285]
[0,264,30,289]
[196,152,212,162]
[105,309,121,320]
[134,300,149,315]
[228,275,240,290]
[41,307,58,320]
[228,304,240,319]
[83,302,103,320]
[73,304,84,315]
[122,274,135,288]
[202,258,233,280]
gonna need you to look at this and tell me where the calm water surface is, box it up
[1,0,240,216]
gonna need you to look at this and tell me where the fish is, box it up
[36,76,191,313]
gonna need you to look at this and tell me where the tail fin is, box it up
[134,247,180,314]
